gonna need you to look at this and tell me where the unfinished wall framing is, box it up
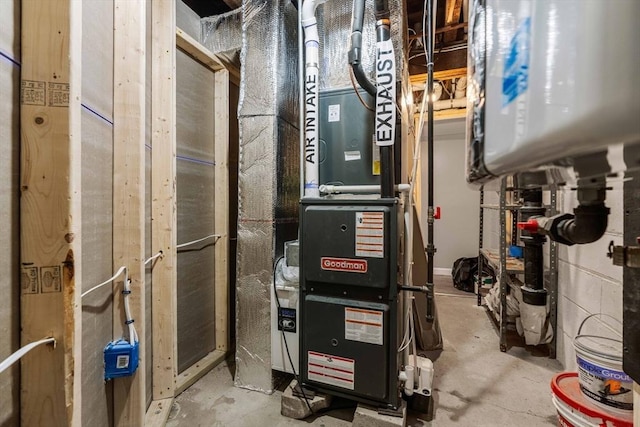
[9,1,235,426]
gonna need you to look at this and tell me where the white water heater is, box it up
[271,242,300,374]
[466,0,640,183]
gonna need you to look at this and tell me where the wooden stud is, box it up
[151,0,178,401]
[444,0,464,42]
[19,0,82,425]
[409,67,467,86]
[144,398,173,427]
[634,383,639,427]
[176,27,240,85]
[112,1,146,426]
[214,69,230,353]
[175,349,226,395]
[222,0,242,9]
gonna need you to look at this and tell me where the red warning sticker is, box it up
[307,351,355,390]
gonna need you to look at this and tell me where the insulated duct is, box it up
[201,8,243,69]
[235,0,300,393]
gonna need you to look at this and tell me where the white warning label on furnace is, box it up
[345,307,383,345]
[355,212,384,258]
[308,351,354,390]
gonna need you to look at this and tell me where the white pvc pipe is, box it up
[301,0,326,198]
[319,183,410,194]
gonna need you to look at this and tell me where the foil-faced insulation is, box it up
[201,8,243,70]
[238,0,299,126]
[177,0,202,42]
[317,0,406,90]
[176,49,217,373]
[80,1,115,425]
[235,0,299,393]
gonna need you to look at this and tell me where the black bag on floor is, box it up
[451,257,478,292]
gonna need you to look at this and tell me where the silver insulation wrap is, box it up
[235,0,299,393]
[317,0,406,90]
[201,8,243,69]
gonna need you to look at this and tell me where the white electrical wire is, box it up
[122,271,138,345]
[144,251,163,266]
[176,234,220,249]
[0,337,56,374]
[398,299,414,352]
[81,266,128,298]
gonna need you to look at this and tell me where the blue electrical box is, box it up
[104,339,139,380]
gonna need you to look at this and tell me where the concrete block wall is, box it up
[555,181,624,370]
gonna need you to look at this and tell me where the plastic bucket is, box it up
[573,314,633,414]
[551,373,633,427]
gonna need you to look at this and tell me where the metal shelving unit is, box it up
[476,177,559,356]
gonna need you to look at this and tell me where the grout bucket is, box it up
[573,314,633,414]
[551,373,633,427]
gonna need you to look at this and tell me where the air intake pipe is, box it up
[301,0,328,198]
[373,0,396,198]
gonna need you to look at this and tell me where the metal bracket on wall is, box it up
[607,239,640,268]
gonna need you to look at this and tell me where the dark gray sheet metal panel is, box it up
[300,199,400,408]
[80,1,115,425]
[304,296,391,401]
[318,88,377,187]
[0,0,20,422]
[176,49,216,373]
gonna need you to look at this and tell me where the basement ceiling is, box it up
[183,0,467,79]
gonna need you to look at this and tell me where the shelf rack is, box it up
[476,177,559,356]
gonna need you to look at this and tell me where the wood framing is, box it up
[175,349,226,395]
[409,67,467,86]
[214,69,230,353]
[634,383,639,426]
[19,0,82,425]
[444,0,464,42]
[112,1,146,426]
[144,398,173,427]
[151,0,178,401]
[176,27,240,85]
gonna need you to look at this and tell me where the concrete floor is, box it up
[167,276,562,427]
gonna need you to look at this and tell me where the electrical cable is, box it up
[176,234,221,250]
[0,337,56,375]
[272,256,313,414]
[81,266,127,298]
[122,271,138,345]
[144,251,163,266]
[349,66,374,111]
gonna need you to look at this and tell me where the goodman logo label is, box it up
[321,257,368,274]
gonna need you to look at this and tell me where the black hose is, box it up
[426,0,435,288]
[557,204,610,245]
[349,0,376,96]
[520,188,547,306]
